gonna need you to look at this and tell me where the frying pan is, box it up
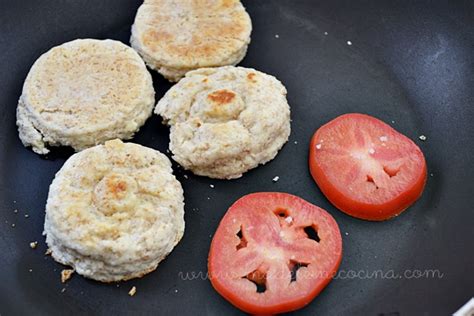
[1,0,473,315]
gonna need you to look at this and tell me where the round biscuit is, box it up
[17,39,155,154]
[155,66,291,179]
[44,139,185,282]
[130,0,252,82]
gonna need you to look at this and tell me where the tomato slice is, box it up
[208,192,342,314]
[309,113,427,221]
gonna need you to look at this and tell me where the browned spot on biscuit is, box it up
[247,72,257,82]
[207,89,236,105]
[202,78,208,83]
[143,30,172,48]
[107,177,127,196]
[221,0,235,8]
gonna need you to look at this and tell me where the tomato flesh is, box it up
[208,192,342,314]
[309,113,427,221]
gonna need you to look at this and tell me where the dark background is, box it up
[0,0,473,315]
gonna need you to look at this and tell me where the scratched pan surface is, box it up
[0,0,473,315]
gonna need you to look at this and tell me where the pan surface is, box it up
[0,1,473,315]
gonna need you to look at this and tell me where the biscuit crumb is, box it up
[24,214,29,218]
[294,141,298,144]
[209,184,215,189]
[183,174,188,179]
[272,176,280,182]
[61,288,66,293]
[345,232,349,236]
[13,209,18,213]
[61,269,74,283]
[29,269,33,272]
[347,40,352,45]
[274,34,279,38]
[419,135,427,141]
[174,289,178,293]
[324,32,328,35]
[30,241,38,249]
[128,286,137,297]
[45,248,52,255]
[11,224,15,228]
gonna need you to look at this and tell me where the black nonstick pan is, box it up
[1,1,473,315]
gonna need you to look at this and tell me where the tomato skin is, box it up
[208,258,341,315]
[208,192,342,315]
[309,113,427,221]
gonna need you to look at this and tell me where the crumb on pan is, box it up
[61,269,74,283]
[30,241,38,249]
[128,286,137,297]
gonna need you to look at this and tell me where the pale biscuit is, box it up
[44,139,185,282]
[17,39,155,154]
[155,66,291,179]
[130,0,252,81]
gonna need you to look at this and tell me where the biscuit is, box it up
[17,39,155,154]
[155,66,291,179]
[44,139,185,282]
[130,0,252,81]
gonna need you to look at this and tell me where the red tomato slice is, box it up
[208,192,342,314]
[309,113,427,221]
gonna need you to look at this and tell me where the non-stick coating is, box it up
[1,1,473,315]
